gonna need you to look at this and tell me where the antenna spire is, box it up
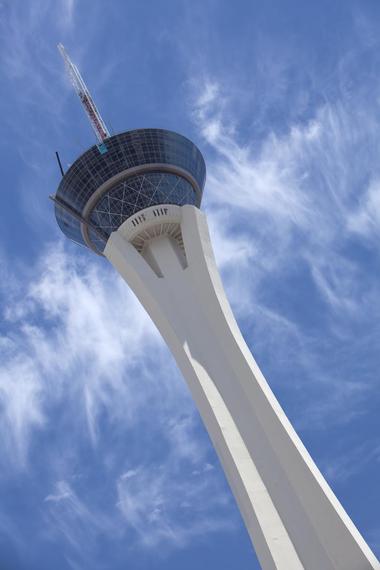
[58,43,110,143]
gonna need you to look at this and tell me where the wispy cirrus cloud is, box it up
[190,77,380,434]
[0,1,74,97]
[115,415,234,550]
[0,243,237,565]
[322,440,380,485]
[1,244,156,462]
[348,176,380,239]
[117,461,234,549]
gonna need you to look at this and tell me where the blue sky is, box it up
[0,0,380,568]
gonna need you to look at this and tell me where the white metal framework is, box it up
[58,43,110,143]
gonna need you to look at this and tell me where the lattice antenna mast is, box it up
[58,43,110,143]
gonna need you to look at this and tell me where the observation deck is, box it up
[54,129,206,254]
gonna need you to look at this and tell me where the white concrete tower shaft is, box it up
[105,204,379,570]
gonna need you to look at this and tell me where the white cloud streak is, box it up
[191,77,380,431]
[1,245,157,461]
[0,244,236,559]
[116,461,234,549]
[115,416,234,549]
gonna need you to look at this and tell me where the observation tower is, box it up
[53,45,379,570]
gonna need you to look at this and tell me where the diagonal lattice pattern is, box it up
[54,129,205,252]
[88,172,196,252]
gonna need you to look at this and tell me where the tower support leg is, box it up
[105,205,379,570]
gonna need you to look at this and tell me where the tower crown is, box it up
[54,45,205,255]
[54,128,206,254]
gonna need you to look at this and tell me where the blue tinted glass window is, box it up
[88,172,196,253]
[54,129,205,252]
